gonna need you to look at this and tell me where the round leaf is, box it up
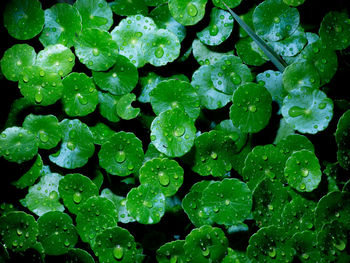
[150,79,200,120]
[110,0,148,16]
[235,37,268,66]
[58,173,99,215]
[12,155,43,189]
[126,184,165,224]
[98,132,144,176]
[292,231,321,263]
[253,0,300,42]
[74,28,118,71]
[335,110,350,170]
[0,127,38,164]
[212,0,242,9]
[215,119,248,151]
[49,119,95,169]
[4,0,44,40]
[139,158,184,197]
[23,114,62,150]
[62,72,98,117]
[37,211,77,255]
[98,91,121,123]
[92,54,138,96]
[156,240,186,263]
[0,44,36,82]
[169,0,208,26]
[116,93,140,120]
[39,3,82,48]
[90,123,115,145]
[281,86,333,134]
[150,108,196,157]
[230,83,272,133]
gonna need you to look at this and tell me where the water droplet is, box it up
[77,94,88,105]
[201,247,210,257]
[127,163,134,171]
[300,183,306,190]
[249,105,257,113]
[39,70,45,77]
[318,102,326,109]
[268,248,276,258]
[210,152,218,160]
[115,151,126,163]
[333,240,346,251]
[302,253,309,260]
[39,131,49,143]
[64,240,70,247]
[113,245,124,260]
[12,240,18,247]
[16,229,22,236]
[49,191,58,200]
[158,171,170,186]
[143,200,153,208]
[67,141,75,151]
[209,25,219,36]
[225,199,230,206]
[268,204,274,211]
[155,47,164,58]
[73,192,82,204]
[274,17,280,23]
[93,48,100,56]
[302,168,309,177]
[23,75,29,82]
[174,127,185,137]
[230,72,241,85]
[186,3,198,17]
[150,135,156,141]
[136,32,143,38]
[288,106,305,117]
[35,92,43,104]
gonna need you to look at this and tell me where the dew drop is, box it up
[318,102,326,109]
[186,3,198,17]
[158,171,170,186]
[249,105,257,113]
[67,141,75,151]
[334,240,346,251]
[35,92,43,104]
[150,135,156,141]
[39,70,45,77]
[73,192,82,204]
[230,72,241,85]
[115,151,126,163]
[39,131,49,143]
[299,183,306,190]
[174,127,185,137]
[268,248,276,258]
[16,229,22,236]
[209,25,219,36]
[302,168,309,177]
[113,245,124,260]
[155,47,164,58]
[210,152,218,160]
[201,247,210,257]
[273,17,280,23]
[288,106,305,117]
[49,191,58,200]
[93,48,100,56]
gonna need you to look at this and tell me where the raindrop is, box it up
[73,192,82,204]
[288,106,305,117]
[39,131,49,143]
[93,48,100,56]
[302,168,309,177]
[274,17,280,23]
[115,151,126,163]
[158,171,170,186]
[155,47,164,58]
[209,25,219,36]
[186,3,198,17]
[49,191,58,200]
[35,92,43,104]
[230,72,241,85]
[318,102,326,109]
[174,127,185,137]
[113,245,124,260]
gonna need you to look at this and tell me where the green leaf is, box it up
[283,0,306,6]
[64,248,95,263]
[335,110,350,170]
[282,196,316,236]
[100,188,136,223]
[197,8,234,46]
[238,6,255,38]
[142,29,181,66]
[319,11,350,51]
[292,231,321,263]
[139,158,184,197]
[192,131,237,177]
[182,180,214,227]
[235,37,269,66]
[192,39,234,66]
[281,86,333,134]
[315,191,350,230]
[184,225,228,263]
[62,72,98,117]
[76,196,118,246]
[0,127,38,164]
[39,3,82,48]
[37,211,77,255]
[116,93,140,120]
[58,173,99,215]
[24,173,64,216]
[3,0,44,40]
[284,149,322,192]
[111,15,157,68]
[168,0,208,26]
[257,70,287,111]
[282,62,321,92]
[247,225,295,262]
[0,44,36,82]
[126,184,165,224]
[35,44,75,77]
[93,227,138,263]
[74,28,119,71]
[253,0,300,42]
[252,179,289,227]
[242,144,285,190]
[211,55,252,95]
[201,178,252,226]
[230,83,272,133]
[90,123,115,145]
[19,66,63,106]
[156,240,186,263]
[150,79,200,120]
[74,0,113,31]
[110,0,148,16]
[98,91,121,122]
[150,108,196,157]
[12,155,43,189]
[215,119,248,151]
[213,0,242,9]
[23,114,62,150]
[0,211,38,252]
[150,4,186,42]
[98,132,144,176]
[92,54,138,96]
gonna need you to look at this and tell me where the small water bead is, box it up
[113,245,124,260]
[210,152,218,160]
[230,72,241,85]
[49,191,58,200]
[202,247,210,257]
[274,17,280,23]
[318,102,326,109]
[73,192,82,204]
[143,200,153,208]
[268,248,276,258]
[16,229,22,236]
[35,92,43,104]
[288,106,305,117]
[115,151,126,163]
[155,47,164,58]
[186,3,198,17]
[158,171,170,186]
[174,127,185,137]
[209,25,219,36]
[39,131,49,143]
[299,183,306,190]
[249,105,257,113]
[39,70,45,77]
[93,48,100,56]
[302,168,309,177]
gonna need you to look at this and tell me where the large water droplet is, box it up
[268,248,276,258]
[334,240,346,251]
[288,106,305,117]
[202,247,210,257]
[209,25,219,36]
[35,92,43,104]
[49,191,58,200]
[210,152,218,160]
[274,17,280,23]
[155,47,164,58]
[186,3,198,17]
[115,151,126,163]
[174,127,185,137]
[16,229,22,236]
[249,105,257,113]
[93,48,100,56]
[67,141,75,151]
[113,245,124,260]
[318,102,326,109]
[158,171,170,186]
[39,131,49,143]
[230,72,241,85]
[73,192,82,204]
[77,94,88,105]
[302,168,309,177]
